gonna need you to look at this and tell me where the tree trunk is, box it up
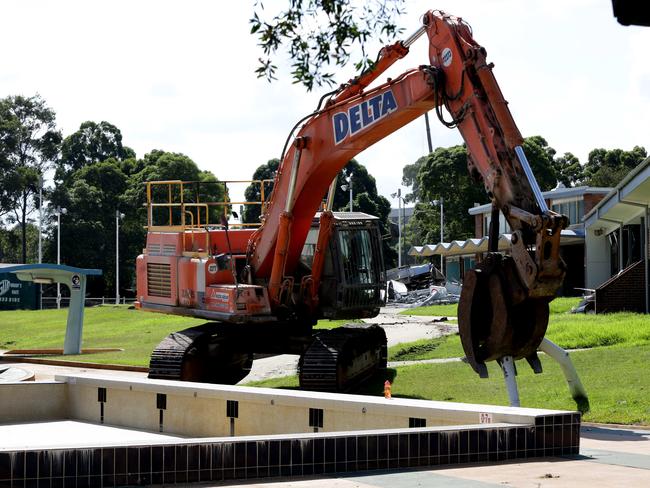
[21,192,27,264]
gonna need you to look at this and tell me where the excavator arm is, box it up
[247,10,567,376]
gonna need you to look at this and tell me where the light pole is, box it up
[391,189,404,267]
[56,206,67,309]
[432,197,444,272]
[38,175,43,264]
[38,175,43,310]
[340,173,354,212]
[115,211,125,305]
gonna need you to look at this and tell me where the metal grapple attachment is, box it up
[458,253,550,378]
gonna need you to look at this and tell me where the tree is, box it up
[49,148,227,297]
[126,150,227,225]
[242,158,279,224]
[521,135,557,191]
[401,156,423,203]
[403,136,560,251]
[0,95,61,263]
[47,160,130,296]
[251,0,406,90]
[413,144,487,244]
[552,152,583,187]
[57,120,135,181]
[582,146,647,187]
[0,223,39,264]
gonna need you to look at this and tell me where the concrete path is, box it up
[241,307,457,383]
[198,425,650,487]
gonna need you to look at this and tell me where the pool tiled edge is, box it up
[0,373,581,487]
[0,417,580,487]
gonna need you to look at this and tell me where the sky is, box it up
[2,0,649,208]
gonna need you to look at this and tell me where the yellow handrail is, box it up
[144,179,274,231]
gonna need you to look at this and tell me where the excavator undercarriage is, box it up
[148,321,387,392]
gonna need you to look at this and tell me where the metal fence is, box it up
[40,297,137,309]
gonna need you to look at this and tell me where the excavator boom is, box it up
[248,10,567,375]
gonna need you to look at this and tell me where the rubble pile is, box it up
[388,281,461,308]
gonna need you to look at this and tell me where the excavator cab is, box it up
[302,212,385,319]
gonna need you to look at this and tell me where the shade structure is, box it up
[408,229,584,257]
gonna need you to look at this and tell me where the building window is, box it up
[483,213,509,237]
[551,199,584,226]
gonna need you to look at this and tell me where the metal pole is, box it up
[500,355,520,407]
[115,211,120,305]
[424,113,433,153]
[38,175,43,264]
[440,197,444,272]
[643,207,650,313]
[514,146,549,213]
[38,175,43,310]
[349,174,353,212]
[619,223,624,272]
[397,189,402,267]
[538,338,589,410]
[57,209,61,309]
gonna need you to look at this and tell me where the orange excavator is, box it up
[135,10,567,392]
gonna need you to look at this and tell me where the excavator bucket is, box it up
[458,253,549,378]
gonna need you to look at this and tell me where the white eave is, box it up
[408,229,584,257]
[468,186,612,216]
[584,157,650,232]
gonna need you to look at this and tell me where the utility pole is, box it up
[432,197,444,273]
[392,189,404,267]
[38,175,43,264]
[56,207,67,309]
[38,175,43,310]
[398,190,402,267]
[424,112,433,153]
[440,197,444,272]
[116,211,125,305]
[341,172,354,212]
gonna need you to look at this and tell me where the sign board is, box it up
[0,272,39,310]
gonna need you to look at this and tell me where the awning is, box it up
[584,157,650,233]
[408,229,584,257]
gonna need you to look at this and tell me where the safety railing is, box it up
[40,296,137,309]
[145,179,274,231]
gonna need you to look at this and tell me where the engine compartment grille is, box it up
[147,263,172,298]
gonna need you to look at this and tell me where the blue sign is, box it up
[332,90,398,145]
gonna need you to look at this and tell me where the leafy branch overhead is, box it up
[251,0,406,90]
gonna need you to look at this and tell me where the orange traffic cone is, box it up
[384,380,392,399]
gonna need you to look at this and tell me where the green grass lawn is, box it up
[3,301,650,425]
[399,296,582,318]
[250,297,650,425]
[247,345,650,425]
[389,307,650,362]
[0,306,205,366]
[0,306,359,366]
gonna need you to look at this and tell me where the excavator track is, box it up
[148,323,253,384]
[298,324,387,392]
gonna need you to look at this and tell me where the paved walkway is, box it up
[202,425,650,487]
